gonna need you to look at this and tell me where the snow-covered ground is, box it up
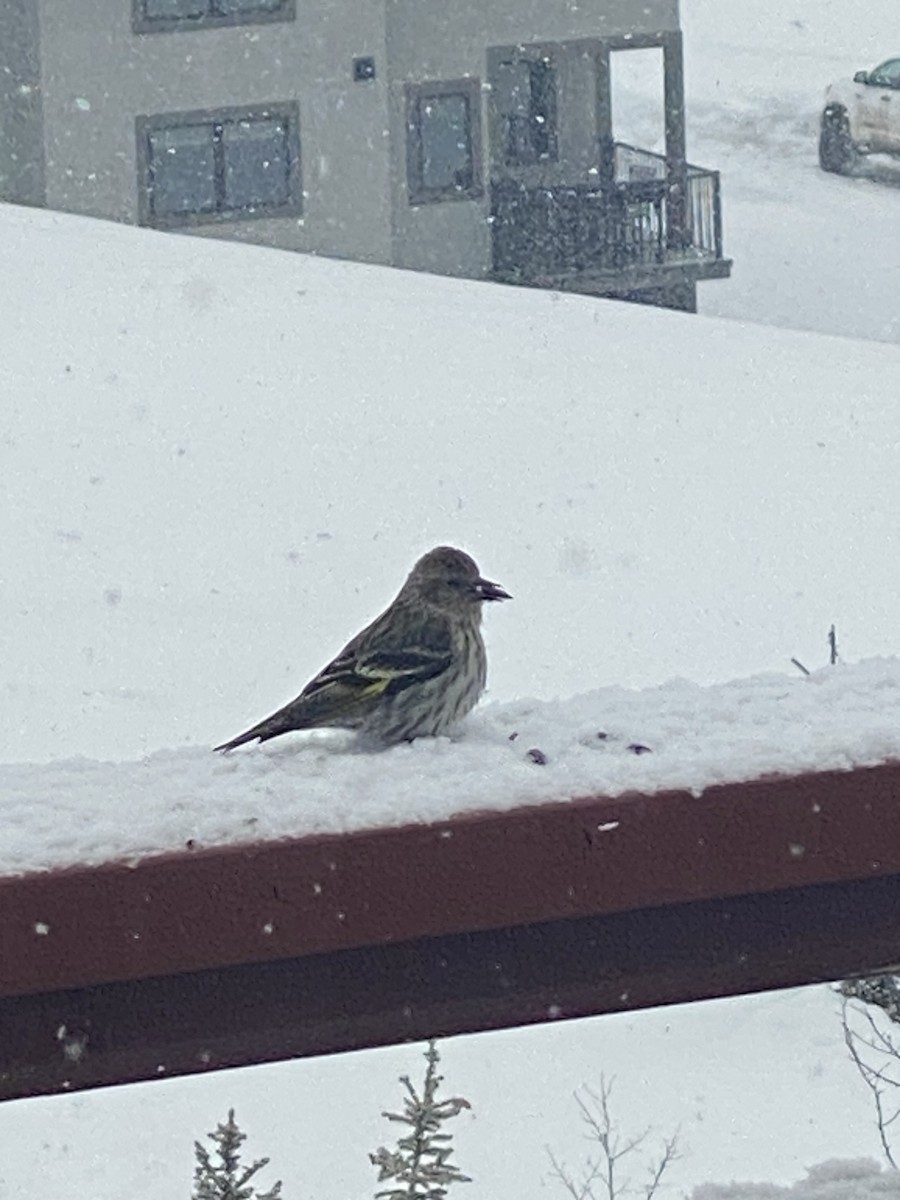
[685,1,900,343]
[3,203,900,770]
[2,1,900,1197]
[635,0,900,343]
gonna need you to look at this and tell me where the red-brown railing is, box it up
[2,762,900,1101]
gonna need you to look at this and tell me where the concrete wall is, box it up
[384,0,679,278]
[36,0,392,262]
[0,0,45,206]
[386,0,678,78]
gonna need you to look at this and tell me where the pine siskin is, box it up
[215,546,510,751]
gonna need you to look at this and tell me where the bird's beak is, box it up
[475,577,511,602]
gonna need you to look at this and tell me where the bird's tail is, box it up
[214,713,293,752]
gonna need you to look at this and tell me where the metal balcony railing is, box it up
[491,141,724,280]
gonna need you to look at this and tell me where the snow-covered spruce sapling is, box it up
[369,1040,472,1200]
[839,976,900,1168]
[546,1076,679,1200]
[192,1109,282,1200]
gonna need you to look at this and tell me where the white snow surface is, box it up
[3,1,900,1197]
[7,199,899,776]
[3,200,900,871]
[4,659,900,875]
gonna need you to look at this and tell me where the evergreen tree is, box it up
[192,1109,283,1200]
[370,1040,472,1200]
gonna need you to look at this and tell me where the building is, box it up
[0,0,731,311]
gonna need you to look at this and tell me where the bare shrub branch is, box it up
[546,1075,680,1200]
[840,988,900,1168]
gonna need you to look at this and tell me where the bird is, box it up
[214,546,510,752]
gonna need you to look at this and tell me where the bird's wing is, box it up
[305,645,453,701]
[216,644,455,749]
[214,609,456,749]
[267,644,451,733]
[300,602,456,703]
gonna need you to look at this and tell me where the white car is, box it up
[819,57,900,173]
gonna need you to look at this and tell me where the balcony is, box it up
[490,143,732,306]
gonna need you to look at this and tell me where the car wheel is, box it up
[819,109,859,174]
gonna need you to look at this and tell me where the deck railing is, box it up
[491,141,723,279]
[3,763,900,1099]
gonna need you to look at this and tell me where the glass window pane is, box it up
[496,60,532,117]
[528,60,556,158]
[143,0,208,18]
[420,94,471,191]
[148,124,217,217]
[871,59,900,87]
[216,0,283,12]
[221,118,291,211]
[499,59,556,165]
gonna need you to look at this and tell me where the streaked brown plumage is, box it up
[215,546,510,751]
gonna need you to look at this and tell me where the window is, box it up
[406,80,483,204]
[496,56,558,166]
[353,57,376,83]
[133,0,294,34]
[869,59,900,89]
[137,105,301,227]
